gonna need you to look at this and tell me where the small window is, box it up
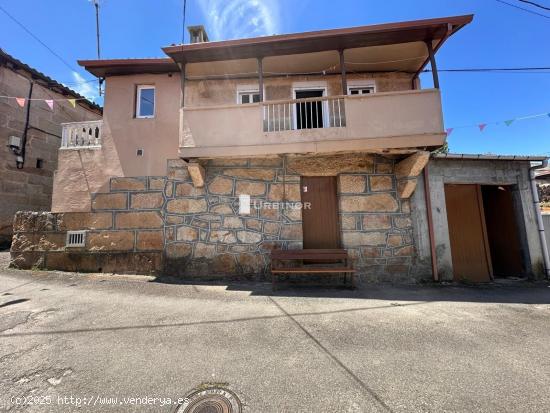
[136,149,144,156]
[36,158,44,169]
[238,91,260,104]
[348,86,375,95]
[136,85,155,118]
[66,231,86,247]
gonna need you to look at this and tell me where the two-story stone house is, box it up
[10,15,550,283]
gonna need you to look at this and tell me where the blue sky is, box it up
[1,0,549,155]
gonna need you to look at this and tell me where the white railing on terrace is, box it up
[61,120,103,148]
[262,95,346,133]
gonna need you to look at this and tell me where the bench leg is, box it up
[350,273,356,289]
[272,273,277,291]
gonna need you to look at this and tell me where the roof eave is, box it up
[162,14,474,64]
[432,153,549,162]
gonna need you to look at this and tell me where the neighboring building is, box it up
[0,49,102,248]
[537,170,550,213]
[9,15,550,282]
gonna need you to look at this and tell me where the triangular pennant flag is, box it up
[504,119,514,126]
[15,97,26,107]
[45,99,54,110]
[478,123,487,132]
[68,99,76,108]
[446,128,454,136]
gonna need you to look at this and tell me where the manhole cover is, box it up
[176,387,242,413]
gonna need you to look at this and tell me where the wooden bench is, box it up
[270,249,355,290]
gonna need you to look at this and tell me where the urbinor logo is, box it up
[238,193,311,215]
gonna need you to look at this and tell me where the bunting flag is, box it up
[0,95,91,108]
[1,95,549,135]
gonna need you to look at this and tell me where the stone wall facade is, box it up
[10,154,422,283]
[0,63,101,248]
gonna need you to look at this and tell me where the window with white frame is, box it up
[348,86,375,95]
[136,85,155,118]
[237,90,260,104]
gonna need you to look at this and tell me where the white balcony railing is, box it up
[262,95,346,132]
[181,89,445,157]
[61,120,103,149]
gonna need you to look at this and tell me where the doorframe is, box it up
[292,82,328,130]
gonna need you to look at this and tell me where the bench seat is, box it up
[270,248,355,290]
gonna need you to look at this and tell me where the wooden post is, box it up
[426,41,439,89]
[257,57,264,102]
[339,49,347,95]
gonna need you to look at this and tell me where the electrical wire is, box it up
[495,0,550,19]
[424,67,550,73]
[0,5,82,72]
[517,0,550,11]
[0,4,98,86]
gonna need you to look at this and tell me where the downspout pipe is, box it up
[529,159,550,279]
[17,80,34,169]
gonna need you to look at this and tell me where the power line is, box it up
[495,0,550,19]
[0,5,83,72]
[424,67,550,73]
[517,0,550,11]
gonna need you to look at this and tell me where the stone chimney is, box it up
[187,25,209,44]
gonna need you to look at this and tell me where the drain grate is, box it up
[176,387,241,413]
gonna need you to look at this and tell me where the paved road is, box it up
[1,252,550,412]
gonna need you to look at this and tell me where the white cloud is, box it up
[198,0,280,41]
[69,71,98,101]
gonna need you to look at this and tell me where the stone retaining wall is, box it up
[10,154,423,282]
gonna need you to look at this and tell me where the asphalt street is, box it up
[1,251,550,412]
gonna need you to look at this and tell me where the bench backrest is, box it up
[271,249,348,260]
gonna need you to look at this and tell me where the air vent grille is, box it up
[66,231,86,247]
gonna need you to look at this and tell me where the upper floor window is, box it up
[136,85,155,118]
[238,90,260,104]
[348,86,375,95]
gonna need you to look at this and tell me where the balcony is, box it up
[61,120,103,149]
[180,89,445,158]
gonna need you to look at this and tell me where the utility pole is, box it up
[93,0,103,96]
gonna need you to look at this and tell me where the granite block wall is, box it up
[10,154,424,282]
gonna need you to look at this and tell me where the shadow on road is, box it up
[150,274,550,304]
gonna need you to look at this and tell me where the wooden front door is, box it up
[444,184,492,282]
[300,176,340,249]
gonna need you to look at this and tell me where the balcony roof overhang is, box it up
[77,58,179,78]
[78,14,472,78]
[163,14,473,64]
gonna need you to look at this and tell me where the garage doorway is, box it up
[481,185,524,277]
[300,176,340,249]
[444,184,525,282]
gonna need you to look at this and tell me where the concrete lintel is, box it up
[397,178,418,199]
[395,151,430,179]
